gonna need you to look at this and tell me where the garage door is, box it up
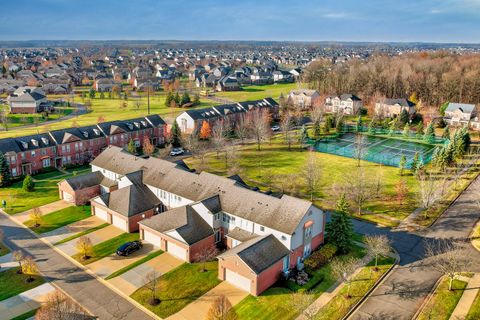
[94,207,110,222]
[143,230,161,247]
[62,191,73,202]
[112,215,127,232]
[166,241,187,261]
[225,269,251,292]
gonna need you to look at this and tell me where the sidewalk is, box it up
[450,273,480,320]
[0,252,17,270]
[14,200,73,223]
[0,283,55,320]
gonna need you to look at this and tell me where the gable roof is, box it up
[446,103,476,114]
[384,98,415,107]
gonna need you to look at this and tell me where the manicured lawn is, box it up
[10,309,38,320]
[315,256,395,320]
[105,250,164,280]
[32,169,66,180]
[0,93,217,139]
[466,288,480,320]
[234,245,366,320]
[0,104,73,130]
[25,205,91,234]
[0,267,45,301]
[216,83,297,101]
[185,138,419,227]
[417,277,468,320]
[0,242,10,257]
[131,261,220,318]
[54,223,109,245]
[0,173,66,215]
[72,232,140,265]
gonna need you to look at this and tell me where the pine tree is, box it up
[174,92,180,104]
[325,194,353,254]
[23,175,35,192]
[313,121,322,139]
[127,139,136,154]
[170,120,182,148]
[399,155,407,176]
[193,94,200,106]
[403,123,410,138]
[0,152,11,187]
[299,125,309,145]
[411,152,420,174]
[416,122,424,138]
[399,108,409,125]
[442,126,450,140]
[356,115,363,132]
[439,101,449,116]
[368,119,376,135]
[165,91,173,108]
[89,88,96,99]
[180,92,191,106]
[423,122,435,143]
[336,118,344,134]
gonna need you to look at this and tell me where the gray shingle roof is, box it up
[446,103,476,114]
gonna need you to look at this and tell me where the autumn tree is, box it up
[417,170,443,219]
[75,236,93,261]
[22,256,38,282]
[281,111,296,150]
[212,121,226,158]
[142,136,155,156]
[395,180,408,205]
[199,120,212,139]
[353,134,367,167]
[29,207,43,228]
[206,295,238,320]
[343,167,375,215]
[235,115,250,143]
[13,250,25,273]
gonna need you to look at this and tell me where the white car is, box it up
[271,125,281,132]
[170,147,184,156]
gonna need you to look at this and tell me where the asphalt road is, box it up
[0,213,154,320]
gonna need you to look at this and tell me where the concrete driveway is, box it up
[167,281,248,320]
[108,252,183,295]
[41,215,105,244]
[14,200,73,223]
[88,243,157,279]
[56,224,124,256]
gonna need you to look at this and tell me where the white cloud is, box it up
[323,12,349,19]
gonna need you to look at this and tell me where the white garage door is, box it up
[112,215,127,232]
[225,269,251,292]
[143,230,161,247]
[62,191,73,202]
[167,241,187,261]
[94,207,110,222]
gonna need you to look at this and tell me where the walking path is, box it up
[450,273,480,320]
[0,283,55,320]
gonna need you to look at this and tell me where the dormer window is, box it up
[134,122,140,128]
[31,139,39,147]
[140,121,147,127]
[41,137,49,145]
[127,123,133,130]
[21,141,28,149]
[82,131,89,138]
[93,129,100,135]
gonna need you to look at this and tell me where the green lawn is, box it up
[216,83,297,101]
[105,250,164,280]
[234,245,366,320]
[1,172,66,215]
[131,261,220,318]
[185,138,419,227]
[0,267,45,301]
[315,256,395,320]
[72,232,140,265]
[0,242,9,257]
[54,223,109,245]
[10,309,38,320]
[0,104,73,130]
[466,288,480,320]
[417,277,468,320]
[25,205,91,234]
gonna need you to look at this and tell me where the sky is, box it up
[1,0,480,43]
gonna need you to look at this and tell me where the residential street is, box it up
[350,177,480,320]
[0,213,154,320]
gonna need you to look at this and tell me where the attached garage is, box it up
[166,241,187,260]
[112,214,128,232]
[93,206,110,223]
[142,229,161,247]
[225,269,251,292]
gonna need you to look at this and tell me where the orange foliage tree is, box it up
[199,121,212,139]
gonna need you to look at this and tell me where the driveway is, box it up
[14,200,73,223]
[167,281,248,320]
[41,215,105,244]
[88,243,157,279]
[56,224,124,256]
[108,252,183,295]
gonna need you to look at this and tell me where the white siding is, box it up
[290,205,324,250]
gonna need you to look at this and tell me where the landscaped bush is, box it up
[22,175,35,192]
[304,243,338,271]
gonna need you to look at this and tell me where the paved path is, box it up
[41,215,105,244]
[14,200,73,223]
[349,176,480,320]
[0,283,55,320]
[167,281,248,320]
[450,273,480,320]
[0,213,154,320]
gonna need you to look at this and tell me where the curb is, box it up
[410,276,444,320]
[0,210,160,320]
[344,248,400,320]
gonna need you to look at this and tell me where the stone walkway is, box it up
[0,283,55,320]
[450,273,480,320]
[14,200,73,223]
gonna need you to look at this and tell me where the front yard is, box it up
[0,267,45,301]
[0,242,9,257]
[131,261,220,318]
[25,205,91,234]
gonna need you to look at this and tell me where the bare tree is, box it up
[36,291,88,320]
[343,167,374,215]
[206,294,238,320]
[0,108,9,131]
[225,144,239,171]
[353,134,367,167]
[288,291,316,320]
[183,134,201,158]
[195,246,217,272]
[212,121,226,158]
[281,111,296,150]
[75,236,93,261]
[310,104,325,126]
[143,271,161,306]
[29,207,42,228]
[235,115,250,144]
[331,256,361,298]
[364,235,391,270]
[301,151,321,201]
[425,240,470,291]
[417,170,443,219]
[13,250,24,274]
[248,109,270,151]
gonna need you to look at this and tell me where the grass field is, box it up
[0,267,45,301]
[0,104,74,130]
[185,138,419,227]
[131,261,220,318]
[25,205,91,234]
[466,288,480,319]
[216,83,298,101]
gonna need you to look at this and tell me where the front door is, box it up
[21,163,32,176]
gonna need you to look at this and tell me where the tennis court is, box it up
[313,132,437,168]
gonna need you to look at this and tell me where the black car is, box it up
[116,240,143,256]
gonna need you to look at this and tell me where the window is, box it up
[260,226,265,232]
[41,148,47,155]
[75,143,79,151]
[31,151,36,157]
[42,158,51,168]
[61,145,66,152]
[12,168,17,176]
[281,235,287,241]
[21,153,25,160]
[66,145,70,152]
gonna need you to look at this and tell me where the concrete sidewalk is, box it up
[0,283,55,320]
[450,273,480,320]
[41,215,105,244]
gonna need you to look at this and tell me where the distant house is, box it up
[375,98,416,118]
[287,89,320,110]
[94,78,119,92]
[7,86,52,114]
[273,70,294,83]
[216,76,241,92]
[443,103,479,130]
[325,94,363,115]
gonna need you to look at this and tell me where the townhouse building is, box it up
[443,102,480,130]
[375,98,416,118]
[325,94,363,115]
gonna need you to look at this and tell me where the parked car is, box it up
[116,240,143,256]
[170,147,184,156]
[271,125,280,132]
